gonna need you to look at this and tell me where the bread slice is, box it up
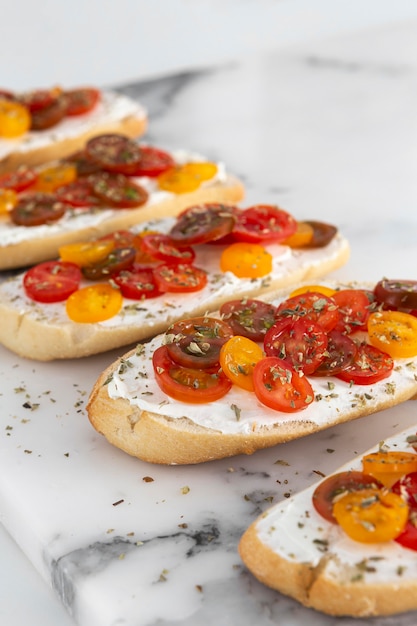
[0,218,349,360]
[0,90,147,174]
[239,424,417,617]
[86,281,417,465]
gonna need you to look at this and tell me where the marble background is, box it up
[1,18,417,626]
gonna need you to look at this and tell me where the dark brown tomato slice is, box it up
[169,203,237,245]
[312,471,383,523]
[219,298,277,342]
[85,134,142,174]
[165,316,234,369]
[153,263,207,293]
[55,179,102,207]
[332,288,371,333]
[264,317,328,375]
[30,95,67,130]
[10,193,68,226]
[0,89,16,101]
[276,291,341,333]
[89,172,148,208]
[113,266,163,300]
[336,342,394,385]
[127,146,175,177]
[140,234,195,264]
[65,149,104,177]
[301,221,338,248]
[63,87,100,116]
[82,246,136,280]
[374,279,417,311]
[232,204,297,244]
[313,330,358,376]
[23,260,81,303]
[0,165,38,192]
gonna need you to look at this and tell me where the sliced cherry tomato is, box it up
[374,279,417,310]
[332,288,371,333]
[112,266,163,300]
[288,284,336,298]
[85,134,142,174]
[55,179,101,207]
[63,87,100,116]
[157,162,217,193]
[152,345,232,404]
[99,230,137,248]
[362,451,417,487]
[18,88,60,112]
[89,172,148,208]
[126,145,175,177]
[220,242,272,278]
[23,260,81,303]
[336,342,393,385]
[219,336,264,391]
[0,165,38,192]
[66,283,123,323]
[394,516,417,551]
[252,356,314,412]
[392,472,417,551]
[153,263,207,293]
[219,298,277,342]
[59,240,115,267]
[65,149,103,177]
[169,203,237,245]
[30,95,67,130]
[165,316,234,369]
[333,488,409,543]
[82,247,136,280]
[140,234,195,264]
[10,193,68,226]
[301,221,338,248]
[367,310,417,358]
[264,317,328,375]
[282,221,314,248]
[0,99,31,137]
[34,163,77,193]
[232,204,297,244]
[275,291,340,333]
[0,188,17,214]
[313,330,357,376]
[312,471,383,523]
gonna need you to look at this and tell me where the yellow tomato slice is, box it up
[66,283,123,323]
[333,487,409,543]
[34,163,77,193]
[362,450,417,487]
[0,188,18,214]
[157,161,217,193]
[0,99,31,138]
[220,242,272,278]
[282,221,314,248]
[219,335,264,391]
[367,310,417,358]
[289,284,336,298]
[59,240,115,267]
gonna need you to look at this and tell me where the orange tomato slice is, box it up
[34,163,77,193]
[289,284,336,298]
[362,450,417,487]
[157,161,217,193]
[59,240,115,267]
[220,242,272,278]
[282,221,314,248]
[0,188,18,214]
[367,310,417,358]
[219,335,264,391]
[333,487,409,543]
[0,99,31,137]
[66,283,123,323]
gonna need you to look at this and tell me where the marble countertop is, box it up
[1,19,417,626]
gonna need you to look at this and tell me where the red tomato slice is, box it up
[140,234,195,264]
[313,330,357,376]
[23,260,81,303]
[63,87,100,116]
[312,471,383,523]
[333,289,371,333]
[153,263,207,293]
[391,472,417,550]
[253,356,314,412]
[169,203,237,245]
[18,88,58,112]
[336,342,394,385]
[99,230,137,248]
[30,95,67,130]
[89,172,148,208]
[152,345,232,404]
[276,291,340,333]
[374,279,417,310]
[82,247,136,280]
[264,317,328,375]
[113,266,163,300]
[0,165,38,192]
[127,146,175,177]
[219,298,277,342]
[232,204,297,243]
[10,193,68,226]
[165,317,234,369]
[55,179,101,207]
[85,134,142,174]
